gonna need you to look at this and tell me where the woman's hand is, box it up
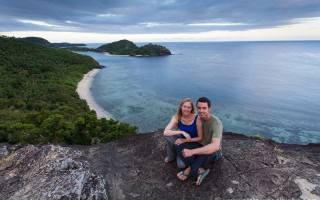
[182,131,191,140]
[174,138,186,145]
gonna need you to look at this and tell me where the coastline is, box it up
[104,52,129,56]
[76,68,113,119]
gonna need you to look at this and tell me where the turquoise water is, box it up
[77,41,320,144]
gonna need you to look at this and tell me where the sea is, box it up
[76,41,320,144]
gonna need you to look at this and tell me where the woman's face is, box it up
[181,101,193,116]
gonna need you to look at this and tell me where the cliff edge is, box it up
[1,131,319,199]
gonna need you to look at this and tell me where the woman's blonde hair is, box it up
[177,98,195,120]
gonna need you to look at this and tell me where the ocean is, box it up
[77,41,320,144]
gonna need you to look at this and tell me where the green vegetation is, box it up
[16,37,51,46]
[17,37,86,48]
[97,39,172,56]
[0,35,136,145]
[19,37,172,56]
[97,39,139,55]
[136,43,172,56]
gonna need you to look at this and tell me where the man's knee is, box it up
[211,150,222,163]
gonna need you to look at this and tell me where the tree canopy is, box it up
[97,39,172,56]
[0,35,136,145]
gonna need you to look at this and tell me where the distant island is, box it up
[96,39,172,56]
[17,36,87,48]
[17,37,172,56]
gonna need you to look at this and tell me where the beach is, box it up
[76,68,113,119]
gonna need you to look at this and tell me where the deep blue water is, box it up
[77,41,320,144]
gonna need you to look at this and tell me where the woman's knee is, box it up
[177,156,186,169]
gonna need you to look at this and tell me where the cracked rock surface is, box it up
[76,131,320,200]
[0,145,107,200]
[1,131,319,200]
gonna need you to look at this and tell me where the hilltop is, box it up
[1,131,319,199]
[0,35,136,145]
[15,36,172,56]
[97,39,172,56]
[17,36,86,48]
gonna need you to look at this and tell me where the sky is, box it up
[1,0,320,43]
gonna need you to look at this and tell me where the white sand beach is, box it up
[76,68,113,119]
[104,52,129,56]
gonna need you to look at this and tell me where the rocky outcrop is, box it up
[97,39,171,56]
[0,145,107,199]
[77,131,320,200]
[134,43,172,56]
[1,131,319,200]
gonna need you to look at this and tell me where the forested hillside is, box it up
[0,36,136,144]
[17,36,86,48]
[97,39,172,56]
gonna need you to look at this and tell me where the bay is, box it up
[77,41,320,144]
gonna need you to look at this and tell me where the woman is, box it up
[163,98,203,168]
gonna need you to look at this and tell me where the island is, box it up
[97,39,172,56]
[16,36,172,56]
[17,36,87,48]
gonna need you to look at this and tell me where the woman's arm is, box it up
[163,116,191,139]
[174,116,203,144]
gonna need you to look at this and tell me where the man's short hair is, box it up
[197,97,211,108]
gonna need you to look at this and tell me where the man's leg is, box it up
[211,150,222,163]
[189,153,215,177]
[174,142,202,167]
[190,151,222,177]
[194,151,222,185]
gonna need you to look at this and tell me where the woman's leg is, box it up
[164,135,178,162]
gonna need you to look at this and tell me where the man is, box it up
[174,97,223,185]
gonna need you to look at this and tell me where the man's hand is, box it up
[182,149,194,157]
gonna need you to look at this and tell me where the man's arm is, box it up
[182,138,221,157]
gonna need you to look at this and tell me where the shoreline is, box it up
[104,52,129,56]
[76,68,113,119]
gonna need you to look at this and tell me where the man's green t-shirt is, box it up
[200,115,223,146]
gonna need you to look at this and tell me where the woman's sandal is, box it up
[196,169,210,185]
[177,170,189,181]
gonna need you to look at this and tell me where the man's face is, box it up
[197,102,210,119]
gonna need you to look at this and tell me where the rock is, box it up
[0,146,8,160]
[75,131,319,200]
[129,192,140,198]
[166,182,173,187]
[0,145,107,199]
[1,131,319,200]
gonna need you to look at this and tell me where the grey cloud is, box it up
[1,0,320,34]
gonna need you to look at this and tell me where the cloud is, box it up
[0,0,320,41]
[17,19,79,30]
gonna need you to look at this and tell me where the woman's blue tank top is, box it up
[178,115,198,138]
